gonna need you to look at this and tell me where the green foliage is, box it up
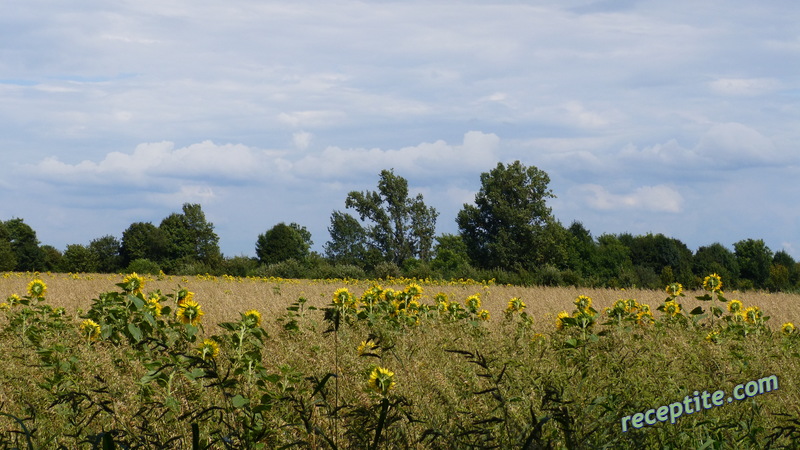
[125,258,162,275]
[324,210,371,267]
[89,235,123,273]
[120,221,167,266]
[344,169,438,266]
[3,218,44,271]
[255,222,311,265]
[456,161,558,271]
[734,238,774,289]
[159,203,222,271]
[61,244,98,273]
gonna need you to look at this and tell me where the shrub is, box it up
[372,261,402,279]
[124,258,161,275]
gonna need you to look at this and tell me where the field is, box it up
[1,271,800,448]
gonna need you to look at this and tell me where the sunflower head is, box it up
[243,309,262,328]
[556,311,570,330]
[727,299,743,314]
[332,288,354,306]
[80,319,102,341]
[574,295,592,312]
[705,331,720,343]
[743,306,762,324]
[505,297,526,314]
[145,298,163,317]
[197,339,219,361]
[477,309,490,321]
[120,273,145,295]
[782,322,795,335]
[176,288,194,306]
[358,339,379,356]
[368,367,396,396]
[703,273,723,292]
[177,299,205,326]
[7,294,21,307]
[27,279,47,299]
[465,294,481,313]
[664,300,681,317]
[404,283,423,299]
[665,282,683,297]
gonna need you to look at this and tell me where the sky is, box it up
[1,0,799,260]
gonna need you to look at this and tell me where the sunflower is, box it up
[465,294,481,313]
[663,300,681,317]
[705,331,720,343]
[727,299,743,314]
[555,311,570,330]
[531,333,546,343]
[665,282,683,297]
[477,309,490,321]
[368,367,396,396]
[332,288,354,307]
[80,319,102,341]
[0,303,8,311]
[404,283,423,299]
[7,294,21,307]
[505,297,526,314]
[743,306,762,324]
[27,279,47,298]
[243,309,262,327]
[176,288,194,306]
[358,339,379,356]
[176,299,205,326]
[703,273,723,292]
[197,339,219,361]
[782,322,795,335]
[574,295,592,312]
[121,273,145,295]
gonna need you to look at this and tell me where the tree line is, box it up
[1,161,798,291]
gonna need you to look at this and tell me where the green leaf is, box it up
[231,394,250,408]
[689,306,705,315]
[695,294,712,301]
[127,323,143,342]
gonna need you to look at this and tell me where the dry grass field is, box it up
[1,271,799,448]
[3,271,798,332]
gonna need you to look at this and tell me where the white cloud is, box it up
[573,184,683,213]
[292,131,313,150]
[294,131,500,179]
[709,78,781,96]
[695,122,778,165]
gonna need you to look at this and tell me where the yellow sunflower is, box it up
[176,299,205,326]
[727,299,743,314]
[555,311,570,330]
[27,279,47,298]
[368,367,396,396]
[80,319,102,341]
[243,309,262,327]
[121,273,145,295]
[574,295,592,311]
[703,273,723,292]
[176,288,194,306]
[663,300,681,317]
[782,322,795,335]
[197,339,219,361]
[477,309,490,321]
[465,294,481,313]
[665,282,683,297]
[505,297,526,314]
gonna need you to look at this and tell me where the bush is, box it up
[252,259,307,279]
[537,265,563,287]
[124,258,161,275]
[309,263,366,280]
[372,261,402,279]
[222,256,259,277]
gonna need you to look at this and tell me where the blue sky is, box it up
[2,0,799,259]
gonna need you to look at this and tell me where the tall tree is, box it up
[344,169,438,266]
[0,221,17,271]
[89,235,123,273]
[256,222,311,265]
[61,244,98,273]
[120,222,167,266]
[693,243,740,286]
[324,211,369,266]
[734,238,773,288]
[159,203,222,268]
[4,218,44,271]
[456,161,556,270]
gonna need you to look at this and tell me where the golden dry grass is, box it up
[3,271,799,331]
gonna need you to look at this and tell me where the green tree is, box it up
[773,250,799,287]
[61,244,98,273]
[159,203,222,270]
[621,233,693,285]
[733,239,773,289]
[456,161,556,270]
[430,233,473,278]
[89,235,122,273]
[564,221,597,278]
[594,234,634,287]
[40,245,62,272]
[324,211,370,267]
[344,169,438,266]
[256,222,311,265]
[120,222,167,267]
[0,222,17,271]
[693,243,740,288]
[4,218,44,271]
